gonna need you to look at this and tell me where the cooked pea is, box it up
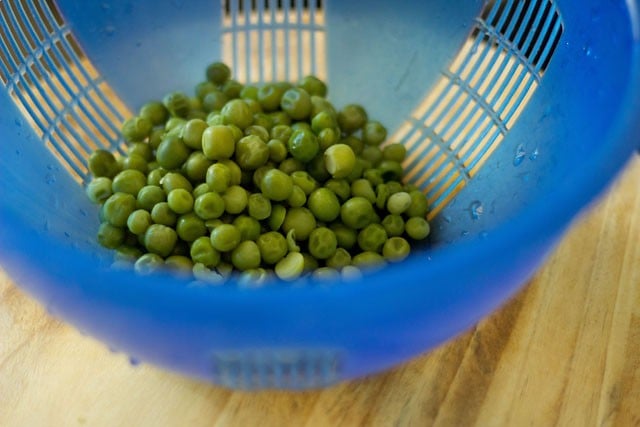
[338,104,368,133]
[231,240,261,270]
[210,223,241,252]
[280,88,312,120]
[244,125,270,143]
[195,81,217,99]
[310,95,337,119]
[297,75,327,98]
[221,99,253,130]
[382,143,407,162]
[194,191,225,220]
[144,224,177,257]
[206,61,231,84]
[405,217,431,240]
[148,128,165,150]
[318,127,338,151]
[176,213,207,242]
[341,265,363,281]
[163,91,190,117]
[361,145,383,166]
[127,209,152,235]
[278,158,305,174]
[307,154,331,182]
[324,179,351,201]
[288,129,319,163]
[240,85,259,100]
[156,135,191,170]
[121,116,153,143]
[351,179,376,204]
[205,163,231,193]
[233,215,261,241]
[308,188,340,222]
[192,183,210,199]
[308,227,337,260]
[222,185,248,214]
[352,251,386,270]
[290,171,318,195]
[97,222,125,249]
[387,191,412,215]
[139,101,168,126]
[362,121,387,146]
[151,202,177,226]
[378,160,404,181]
[382,214,405,237]
[282,207,316,241]
[201,125,235,160]
[202,90,229,112]
[164,255,194,278]
[110,169,146,197]
[183,152,212,182]
[86,177,113,204]
[89,149,120,178]
[340,197,374,230]
[275,251,305,281]
[121,154,148,173]
[134,253,164,275]
[286,229,300,252]
[235,135,269,170]
[257,231,288,264]
[219,159,242,185]
[248,193,271,220]
[258,83,287,112]
[311,267,340,281]
[221,79,243,99]
[270,124,293,142]
[287,185,307,208]
[190,236,221,267]
[146,168,166,186]
[261,169,293,201]
[326,247,352,270]
[192,263,225,284]
[405,190,429,218]
[103,192,137,227]
[137,185,165,210]
[324,144,356,179]
[160,172,193,193]
[267,138,288,163]
[268,204,287,231]
[331,223,357,250]
[383,237,410,262]
[357,223,388,252]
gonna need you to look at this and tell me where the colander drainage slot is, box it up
[0,0,129,184]
[392,0,563,219]
[221,0,326,83]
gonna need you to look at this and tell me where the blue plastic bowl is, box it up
[1,0,639,389]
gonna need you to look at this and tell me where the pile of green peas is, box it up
[86,62,431,284]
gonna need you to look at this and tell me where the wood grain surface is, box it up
[1,156,639,427]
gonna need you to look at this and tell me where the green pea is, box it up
[89,149,120,178]
[308,188,340,222]
[167,188,194,214]
[233,215,261,242]
[165,255,194,278]
[248,193,272,220]
[352,251,386,270]
[134,253,164,275]
[163,91,190,117]
[192,263,225,284]
[121,154,148,173]
[340,197,374,230]
[243,98,262,114]
[351,179,376,204]
[382,214,405,237]
[271,124,293,142]
[282,207,316,241]
[258,83,287,112]
[86,177,113,204]
[257,231,288,264]
[342,135,364,155]
[127,209,152,235]
[269,111,292,127]
[206,163,232,193]
[362,121,387,146]
[387,192,412,215]
[222,185,248,214]
[146,168,167,186]
[326,247,352,270]
[261,169,293,201]
[128,142,153,162]
[287,185,307,208]
[267,139,288,163]
[139,101,168,126]
[97,222,125,249]
[275,252,304,281]
[290,171,318,195]
[206,61,231,84]
[235,135,270,170]
[252,112,274,130]
[310,95,337,119]
[144,224,177,257]
[311,267,340,281]
[278,158,305,175]
[121,116,153,143]
[202,90,229,112]
[183,152,212,183]
[405,190,429,218]
[240,85,259,100]
[210,223,241,252]
[103,192,137,227]
[151,202,177,226]
[221,79,244,99]
[219,159,243,185]
[383,237,410,262]
[160,172,193,193]
[156,135,191,170]
[244,125,270,142]
[405,217,431,240]
[195,81,218,100]
[202,125,236,160]
[311,111,335,134]
[110,169,146,197]
[194,191,225,220]
[190,236,221,267]
[287,129,319,163]
[136,185,165,210]
[325,179,351,201]
[268,204,287,231]
[231,240,261,270]
[297,75,327,97]
[318,127,339,151]
[176,213,207,242]
[307,154,331,182]
[301,252,320,274]
[382,143,407,162]
[324,144,356,179]
[308,227,337,260]
[280,87,312,120]
[357,223,388,252]
[363,168,384,187]
[378,160,404,182]
[192,183,211,199]
[221,99,253,130]
[148,128,165,150]
[338,104,368,133]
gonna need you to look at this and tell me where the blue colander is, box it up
[0,0,639,389]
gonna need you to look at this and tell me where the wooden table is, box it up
[1,156,639,426]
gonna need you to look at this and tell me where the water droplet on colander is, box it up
[45,173,56,184]
[513,144,526,166]
[443,215,451,223]
[64,231,71,238]
[461,230,469,237]
[79,208,88,217]
[529,148,539,161]
[583,45,592,56]
[129,356,141,366]
[14,118,21,127]
[469,200,483,220]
